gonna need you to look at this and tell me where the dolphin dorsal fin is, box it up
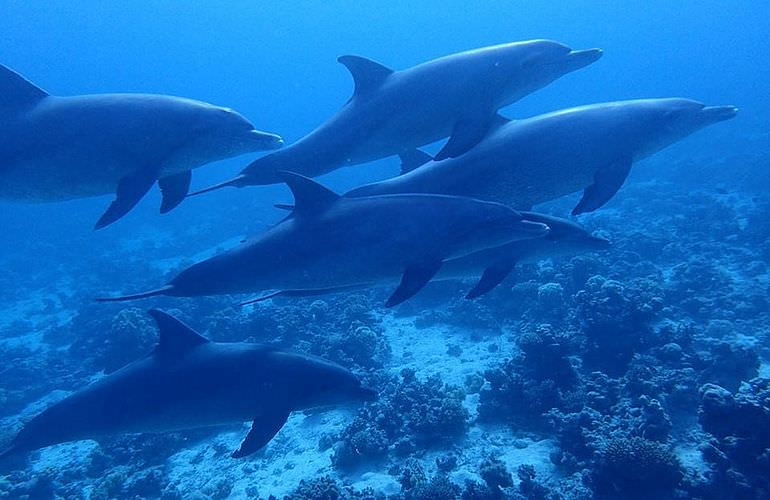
[149,309,209,356]
[338,55,393,97]
[278,171,340,217]
[0,64,49,110]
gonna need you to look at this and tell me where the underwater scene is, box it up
[1,1,769,499]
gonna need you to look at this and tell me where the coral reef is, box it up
[697,379,770,498]
[2,158,769,497]
[333,369,468,469]
[591,437,684,499]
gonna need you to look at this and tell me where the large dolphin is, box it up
[189,40,602,195]
[241,212,611,303]
[0,310,374,460]
[0,63,283,229]
[98,172,549,307]
[346,99,738,214]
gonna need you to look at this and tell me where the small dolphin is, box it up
[442,212,611,297]
[190,40,602,195]
[0,310,373,460]
[98,172,549,307]
[0,63,283,228]
[240,212,610,303]
[346,99,738,214]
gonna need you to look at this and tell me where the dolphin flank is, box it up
[0,310,374,460]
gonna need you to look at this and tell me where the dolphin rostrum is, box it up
[189,40,602,196]
[98,172,550,307]
[0,310,374,460]
[346,98,738,214]
[0,63,283,228]
[239,211,611,303]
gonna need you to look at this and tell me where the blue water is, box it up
[1,1,769,498]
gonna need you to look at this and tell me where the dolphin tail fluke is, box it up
[95,285,174,302]
[187,175,248,197]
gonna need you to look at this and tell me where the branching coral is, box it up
[333,369,468,470]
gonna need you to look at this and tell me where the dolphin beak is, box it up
[521,220,551,236]
[563,48,603,71]
[252,130,284,150]
[702,105,738,123]
[187,174,249,197]
[589,234,612,249]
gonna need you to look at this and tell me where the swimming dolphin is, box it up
[189,40,602,195]
[346,99,738,214]
[240,212,611,303]
[441,212,611,297]
[0,310,374,460]
[97,172,549,307]
[0,63,283,229]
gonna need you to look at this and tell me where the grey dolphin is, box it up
[346,98,738,214]
[189,40,602,195]
[442,212,611,297]
[240,212,611,303]
[97,172,549,307]
[0,63,283,228]
[0,310,374,460]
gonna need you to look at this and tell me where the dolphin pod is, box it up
[0,310,374,460]
[0,64,283,229]
[97,172,550,307]
[345,99,738,214]
[188,40,602,195]
[1,37,739,461]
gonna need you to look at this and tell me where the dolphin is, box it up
[240,211,611,303]
[346,99,738,214]
[0,310,374,460]
[0,63,283,229]
[97,172,549,307]
[441,211,611,297]
[189,40,602,195]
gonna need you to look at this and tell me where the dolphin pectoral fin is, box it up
[465,262,516,299]
[158,170,192,214]
[435,111,498,161]
[572,157,633,215]
[490,113,512,130]
[338,55,393,97]
[399,149,433,175]
[232,407,291,458]
[0,64,49,110]
[386,260,443,307]
[94,169,157,229]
